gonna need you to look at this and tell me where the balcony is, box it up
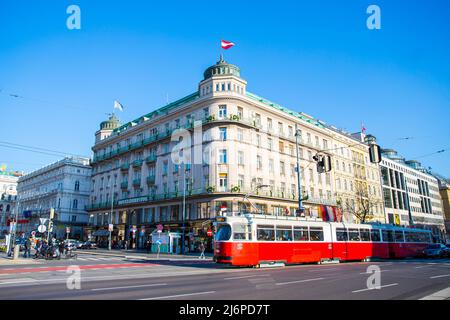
[120,181,128,189]
[132,178,141,188]
[145,154,157,164]
[146,175,156,185]
[120,163,130,171]
[132,159,143,168]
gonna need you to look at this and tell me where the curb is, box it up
[76,250,213,261]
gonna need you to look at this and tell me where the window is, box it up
[219,173,228,191]
[309,227,324,241]
[348,229,361,241]
[74,181,80,191]
[233,223,247,240]
[257,156,262,170]
[219,149,227,164]
[268,138,273,150]
[293,226,309,241]
[280,161,285,175]
[219,127,227,141]
[215,224,231,241]
[276,226,292,241]
[382,230,394,242]
[256,134,261,147]
[238,151,244,165]
[336,228,348,241]
[360,229,370,241]
[72,199,78,209]
[218,105,227,118]
[257,225,275,241]
[370,229,381,242]
[238,175,244,188]
[203,107,209,119]
[267,118,273,131]
[237,129,243,141]
[269,159,274,173]
[394,230,404,242]
[237,107,243,119]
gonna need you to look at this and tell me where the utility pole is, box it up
[108,177,115,251]
[9,194,20,258]
[294,124,304,215]
[181,162,186,255]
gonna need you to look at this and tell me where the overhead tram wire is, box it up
[0,141,89,159]
[412,148,450,160]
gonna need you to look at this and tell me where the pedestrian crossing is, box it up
[76,256,125,262]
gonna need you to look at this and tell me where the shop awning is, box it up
[92,230,109,236]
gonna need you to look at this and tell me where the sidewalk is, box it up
[0,253,42,266]
[77,248,214,261]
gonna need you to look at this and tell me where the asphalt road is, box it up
[1,255,449,300]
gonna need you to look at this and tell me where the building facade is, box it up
[380,149,446,241]
[17,157,92,239]
[87,57,384,253]
[433,176,450,238]
[0,170,23,234]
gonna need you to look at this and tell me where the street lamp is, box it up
[108,177,115,251]
[294,125,305,215]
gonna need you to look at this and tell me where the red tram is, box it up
[213,213,433,267]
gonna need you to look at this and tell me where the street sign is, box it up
[31,231,36,237]
[108,224,113,232]
[66,227,70,234]
[156,239,162,245]
[207,229,213,237]
[39,218,48,225]
[157,230,162,233]
[38,225,46,233]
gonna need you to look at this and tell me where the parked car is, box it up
[75,241,84,249]
[81,241,97,249]
[443,245,450,258]
[423,244,447,258]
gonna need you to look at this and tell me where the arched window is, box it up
[75,181,80,191]
[6,204,10,212]
[73,199,78,209]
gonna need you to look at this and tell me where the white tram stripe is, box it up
[92,283,167,291]
[430,274,450,279]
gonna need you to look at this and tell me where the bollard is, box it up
[13,245,20,260]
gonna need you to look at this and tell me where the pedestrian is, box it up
[146,239,151,254]
[198,241,205,259]
[23,237,31,258]
[124,240,128,250]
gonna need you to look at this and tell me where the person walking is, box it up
[198,241,206,259]
[145,239,151,254]
[23,237,32,258]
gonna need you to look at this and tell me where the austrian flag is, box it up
[221,40,235,50]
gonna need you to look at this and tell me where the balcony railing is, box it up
[132,159,143,168]
[132,178,141,187]
[145,154,157,163]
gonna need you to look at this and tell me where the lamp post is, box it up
[181,163,186,255]
[108,178,115,251]
[295,125,305,214]
[9,194,20,258]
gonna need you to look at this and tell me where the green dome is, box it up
[203,55,241,80]
[100,113,121,130]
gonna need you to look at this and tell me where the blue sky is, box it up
[0,0,449,176]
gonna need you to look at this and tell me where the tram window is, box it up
[370,229,381,242]
[348,229,361,241]
[293,227,309,241]
[309,227,324,241]
[405,232,415,242]
[394,231,404,242]
[336,228,348,241]
[257,225,275,241]
[233,223,246,240]
[360,229,370,241]
[382,230,394,242]
[276,226,292,241]
[215,224,231,241]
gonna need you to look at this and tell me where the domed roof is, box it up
[203,55,241,80]
[100,113,121,130]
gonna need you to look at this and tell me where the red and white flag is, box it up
[361,122,366,134]
[221,40,235,50]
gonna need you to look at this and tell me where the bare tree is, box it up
[344,182,382,223]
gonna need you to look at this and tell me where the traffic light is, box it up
[49,208,55,220]
[316,154,332,173]
[369,144,382,163]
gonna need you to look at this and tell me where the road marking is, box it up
[91,283,167,291]
[359,270,391,274]
[276,277,324,286]
[420,287,450,300]
[415,265,434,269]
[140,291,216,300]
[352,283,398,293]
[223,275,270,280]
[430,274,450,279]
